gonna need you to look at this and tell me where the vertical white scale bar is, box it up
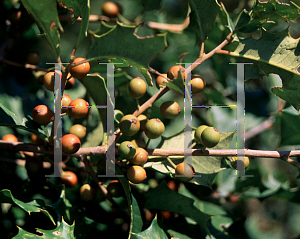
[230,63,253,177]
[46,63,63,177]
[176,63,201,178]
[98,63,123,177]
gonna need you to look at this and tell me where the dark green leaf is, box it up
[133,216,168,239]
[0,103,46,138]
[0,189,55,226]
[59,0,90,48]
[13,218,74,239]
[188,0,220,43]
[144,181,211,233]
[21,0,62,59]
[236,0,300,33]
[228,28,300,110]
[114,166,143,238]
[88,23,167,86]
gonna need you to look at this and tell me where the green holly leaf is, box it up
[13,218,74,239]
[188,0,220,44]
[0,102,46,138]
[0,189,55,226]
[21,0,63,60]
[58,0,90,48]
[227,28,300,111]
[235,0,300,33]
[278,107,300,146]
[143,181,211,234]
[133,215,168,239]
[88,22,167,86]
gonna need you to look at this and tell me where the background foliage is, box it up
[1,0,300,238]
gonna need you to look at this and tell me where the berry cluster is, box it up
[31,57,91,155]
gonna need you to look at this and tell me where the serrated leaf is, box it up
[88,22,167,86]
[227,28,300,110]
[188,0,220,44]
[0,102,46,138]
[235,0,300,33]
[133,216,168,239]
[0,189,55,226]
[21,0,62,59]
[13,217,74,239]
[58,0,90,48]
[143,181,211,233]
[144,130,235,187]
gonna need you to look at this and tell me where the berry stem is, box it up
[145,138,151,149]
[166,157,177,169]
[136,99,140,109]
[189,142,197,149]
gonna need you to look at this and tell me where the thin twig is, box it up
[82,156,119,208]
[2,141,300,159]
[1,59,49,72]
[145,17,190,33]
[166,157,176,169]
[186,31,235,75]
[245,117,274,141]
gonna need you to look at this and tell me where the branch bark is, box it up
[1,140,300,159]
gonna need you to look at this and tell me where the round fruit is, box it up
[65,75,75,89]
[61,94,72,113]
[192,74,206,94]
[43,71,55,91]
[32,105,53,125]
[128,78,147,99]
[62,134,81,154]
[30,133,44,145]
[68,124,86,140]
[126,166,147,184]
[194,125,208,144]
[102,2,119,18]
[68,98,89,119]
[80,184,96,201]
[230,156,250,170]
[107,180,124,197]
[131,139,146,148]
[175,162,194,181]
[161,211,172,220]
[167,65,185,80]
[144,118,165,139]
[201,127,220,148]
[167,180,177,191]
[2,134,18,142]
[129,147,148,165]
[118,141,136,159]
[26,52,41,65]
[137,114,148,132]
[160,101,181,119]
[70,57,90,79]
[61,171,78,187]
[119,114,140,136]
[156,74,168,89]
[114,109,124,122]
